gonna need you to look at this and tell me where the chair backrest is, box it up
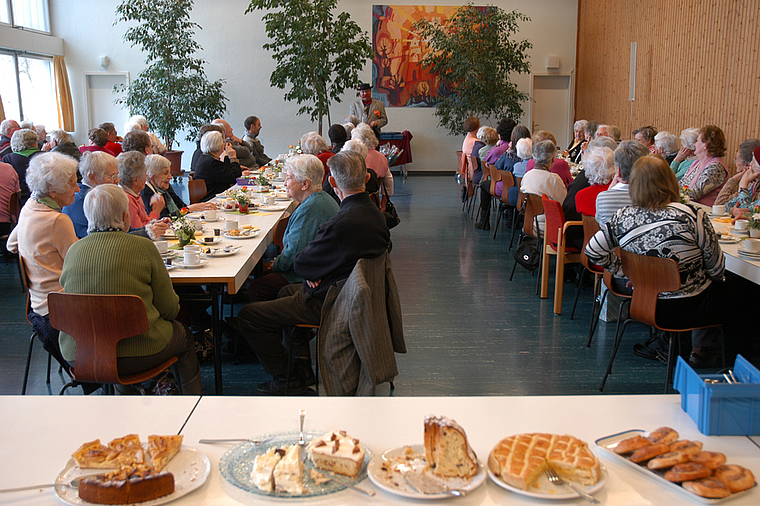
[272,212,291,251]
[17,255,34,324]
[487,163,500,196]
[581,215,603,272]
[466,154,478,180]
[8,191,21,224]
[541,194,566,249]
[48,293,149,384]
[188,179,207,204]
[481,161,491,185]
[523,193,544,238]
[619,249,681,328]
[456,150,466,178]
[499,171,515,203]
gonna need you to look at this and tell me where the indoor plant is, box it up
[114,0,228,156]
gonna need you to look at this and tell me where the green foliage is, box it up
[246,0,372,135]
[413,3,532,135]
[114,0,227,150]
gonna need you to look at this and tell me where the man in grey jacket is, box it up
[243,115,271,168]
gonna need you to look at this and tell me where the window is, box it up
[0,0,49,33]
[0,51,58,129]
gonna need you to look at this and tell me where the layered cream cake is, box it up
[273,444,304,495]
[250,447,284,492]
[307,430,365,478]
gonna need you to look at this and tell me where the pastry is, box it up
[647,450,692,470]
[646,427,679,445]
[669,440,702,456]
[712,464,755,493]
[424,415,478,478]
[630,443,670,463]
[613,435,652,455]
[147,435,183,472]
[664,462,712,482]
[250,447,284,492]
[682,477,732,499]
[307,430,365,478]
[489,433,600,490]
[273,444,304,495]
[78,464,174,504]
[690,451,726,470]
[72,435,144,469]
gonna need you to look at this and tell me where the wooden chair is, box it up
[493,170,516,239]
[18,255,57,394]
[188,178,208,204]
[465,154,480,215]
[3,192,24,289]
[272,212,291,252]
[540,195,582,314]
[474,162,491,223]
[509,193,544,295]
[48,293,178,394]
[570,216,604,320]
[599,250,722,393]
[456,150,467,199]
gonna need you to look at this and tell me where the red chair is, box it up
[540,195,582,315]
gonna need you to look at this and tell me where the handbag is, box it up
[384,200,401,229]
[514,234,540,271]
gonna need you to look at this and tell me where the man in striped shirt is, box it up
[595,140,649,226]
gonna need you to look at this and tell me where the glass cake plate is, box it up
[219,430,373,499]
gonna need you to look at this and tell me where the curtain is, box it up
[53,55,74,131]
[0,93,5,122]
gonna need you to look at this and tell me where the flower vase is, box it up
[177,231,193,247]
[239,203,249,214]
[750,228,760,238]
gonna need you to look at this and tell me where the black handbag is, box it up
[514,235,540,271]
[384,200,401,229]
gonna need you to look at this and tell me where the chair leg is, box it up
[540,247,551,299]
[570,268,587,320]
[535,248,543,296]
[21,332,36,395]
[600,318,633,391]
[509,213,522,250]
[587,288,608,347]
[46,353,52,384]
[664,332,683,394]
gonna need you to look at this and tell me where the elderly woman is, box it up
[461,117,480,156]
[248,155,339,302]
[7,152,79,371]
[714,139,760,207]
[328,139,381,205]
[122,130,153,155]
[118,151,165,229]
[633,125,658,153]
[473,126,498,161]
[59,184,201,394]
[2,128,41,202]
[300,131,333,182]
[654,131,679,164]
[193,130,242,201]
[526,131,573,187]
[567,120,588,161]
[520,140,567,233]
[141,154,215,218]
[328,124,348,154]
[484,118,517,165]
[670,127,699,181]
[127,114,166,154]
[61,151,120,238]
[351,124,392,202]
[585,155,756,367]
[680,125,728,206]
[725,146,760,219]
[575,147,615,217]
[79,128,114,156]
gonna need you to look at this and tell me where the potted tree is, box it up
[114,0,227,172]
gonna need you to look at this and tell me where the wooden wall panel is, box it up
[575,0,760,173]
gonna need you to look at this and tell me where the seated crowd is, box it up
[466,116,760,368]
[1,112,395,396]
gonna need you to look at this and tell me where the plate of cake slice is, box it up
[219,430,372,499]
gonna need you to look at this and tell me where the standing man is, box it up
[243,116,271,168]
[349,83,388,139]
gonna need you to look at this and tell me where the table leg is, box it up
[209,284,223,395]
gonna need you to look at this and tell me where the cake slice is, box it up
[250,447,284,492]
[423,415,478,478]
[72,435,144,469]
[78,464,174,504]
[307,430,365,478]
[147,435,183,471]
[273,444,304,495]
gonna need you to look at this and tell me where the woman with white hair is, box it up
[327,139,381,206]
[141,154,215,218]
[127,114,166,154]
[193,130,242,201]
[300,131,333,183]
[575,147,615,217]
[59,184,201,394]
[61,151,120,238]
[351,123,393,203]
[654,131,679,164]
[2,128,42,202]
[118,151,166,229]
[247,154,339,302]
[568,120,588,161]
[7,152,79,372]
[670,127,699,181]
[520,140,567,233]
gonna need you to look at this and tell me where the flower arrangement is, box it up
[287,141,303,157]
[747,206,760,230]
[679,185,692,204]
[256,173,270,187]
[272,159,284,175]
[172,215,196,247]
[234,189,251,213]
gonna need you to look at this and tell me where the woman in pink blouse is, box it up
[117,151,165,230]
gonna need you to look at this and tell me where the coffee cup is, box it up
[205,209,217,220]
[154,240,168,255]
[266,195,275,206]
[745,239,760,252]
[735,219,749,231]
[183,251,200,265]
[225,219,238,231]
[183,244,200,254]
[712,204,726,216]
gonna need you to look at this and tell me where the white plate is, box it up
[162,230,176,239]
[258,204,289,211]
[732,228,750,235]
[367,445,486,499]
[54,447,210,506]
[710,213,730,218]
[219,430,372,498]
[160,251,177,258]
[718,236,741,243]
[596,430,756,504]
[199,236,222,245]
[208,246,241,257]
[488,463,607,500]
[737,249,760,259]
[224,231,260,240]
[201,216,222,222]
[173,259,209,269]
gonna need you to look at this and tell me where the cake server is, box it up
[0,475,98,493]
[198,435,274,445]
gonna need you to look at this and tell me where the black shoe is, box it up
[689,350,722,368]
[295,359,316,387]
[633,342,659,361]
[474,219,490,230]
[256,375,308,396]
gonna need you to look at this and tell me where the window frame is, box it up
[0,48,56,127]
[0,0,51,35]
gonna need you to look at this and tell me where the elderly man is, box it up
[242,116,271,167]
[2,129,42,202]
[213,118,255,168]
[237,151,390,395]
[594,140,649,226]
[79,128,115,156]
[0,119,21,158]
[126,114,166,154]
[349,83,388,137]
[46,129,82,162]
[595,124,621,143]
[99,122,123,156]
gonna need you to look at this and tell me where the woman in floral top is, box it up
[586,155,756,367]
[680,125,728,206]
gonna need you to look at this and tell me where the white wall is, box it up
[48,0,578,172]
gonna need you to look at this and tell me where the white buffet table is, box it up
[2,395,759,505]
[710,218,760,285]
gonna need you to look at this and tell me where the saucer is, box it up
[201,237,222,245]
[710,212,729,218]
[201,216,222,222]
[732,228,749,235]
[174,259,209,269]
[718,236,740,244]
[738,248,760,258]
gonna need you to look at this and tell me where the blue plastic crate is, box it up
[673,355,760,435]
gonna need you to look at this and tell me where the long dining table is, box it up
[168,197,297,394]
[710,215,760,285]
[2,394,759,505]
